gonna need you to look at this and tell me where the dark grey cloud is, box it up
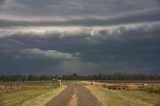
[0,0,5,10]
[0,0,159,23]
[0,0,4,4]
[156,0,160,4]
[0,0,160,75]
[0,0,5,5]
[2,0,158,16]
[0,9,160,28]
[0,24,160,75]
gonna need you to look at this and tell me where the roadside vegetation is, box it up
[143,87,160,94]
[0,74,159,106]
[86,82,160,106]
[0,81,65,106]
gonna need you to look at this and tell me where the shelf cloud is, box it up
[0,0,160,75]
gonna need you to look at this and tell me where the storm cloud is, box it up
[21,48,79,60]
[0,0,160,75]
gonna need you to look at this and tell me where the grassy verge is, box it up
[87,85,160,106]
[0,85,65,106]
[86,85,129,106]
[118,90,160,106]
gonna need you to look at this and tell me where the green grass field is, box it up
[87,83,160,106]
[0,81,66,106]
[0,81,159,106]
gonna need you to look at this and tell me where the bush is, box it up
[145,87,160,94]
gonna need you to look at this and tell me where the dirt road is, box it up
[45,83,102,106]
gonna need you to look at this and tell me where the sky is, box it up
[0,0,160,75]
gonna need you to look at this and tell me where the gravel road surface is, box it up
[45,83,102,106]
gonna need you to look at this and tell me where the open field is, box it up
[0,80,160,106]
[85,81,160,106]
[95,80,160,83]
[0,81,66,106]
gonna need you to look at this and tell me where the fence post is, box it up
[10,83,12,89]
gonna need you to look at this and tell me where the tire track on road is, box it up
[45,83,102,106]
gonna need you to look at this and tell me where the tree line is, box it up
[0,73,160,82]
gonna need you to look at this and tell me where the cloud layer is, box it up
[0,0,160,75]
[21,48,79,60]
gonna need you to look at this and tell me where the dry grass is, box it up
[82,81,160,106]
[0,81,66,106]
